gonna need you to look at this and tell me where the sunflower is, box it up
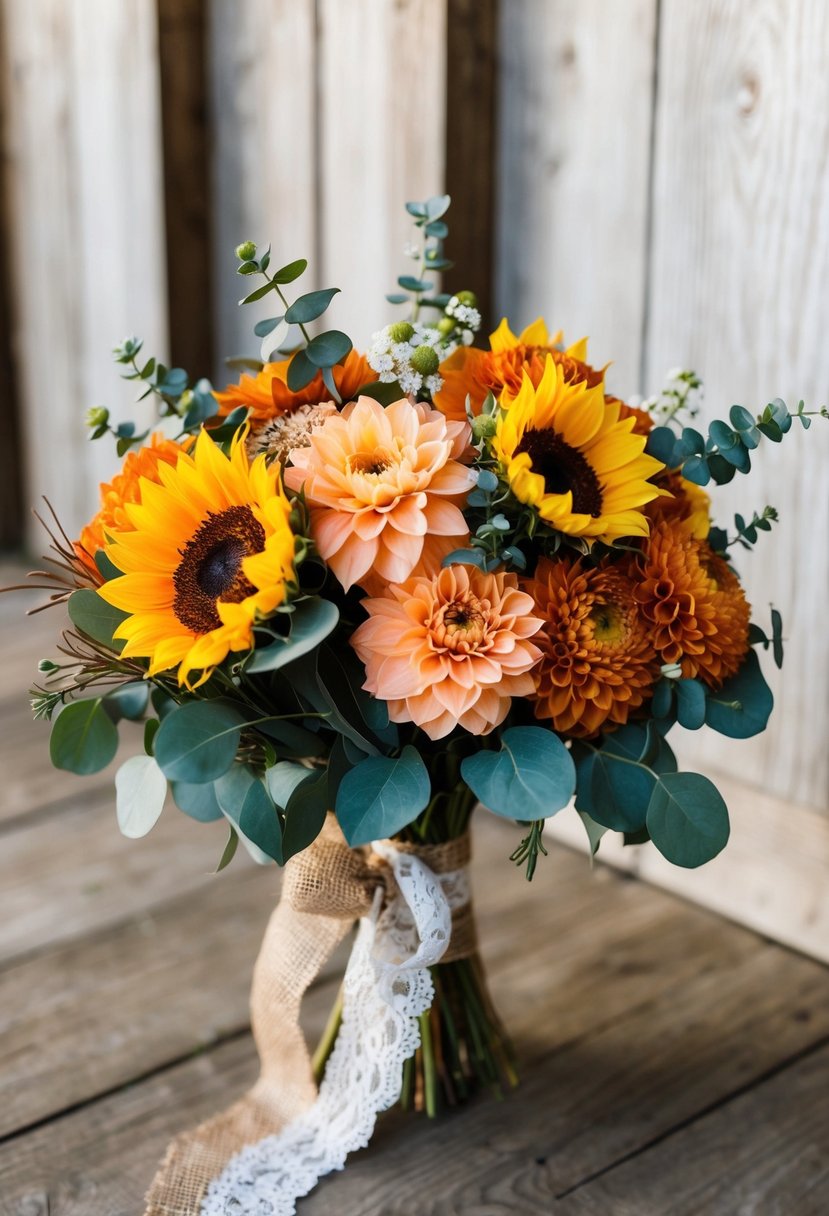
[635,521,750,686]
[75,433,186,577]
[97,428,296,688]
[214,349,376,422]
[527,556,659,738]
[491,355,666,543]
[433,316,603,423]
[645,468,711,540]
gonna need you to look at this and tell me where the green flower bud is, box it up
[38,658,59,673]
[389,321,415,343]
[436,317,455,337]
[455,290,477,308]
[410,344,440,376]
[235,240,257,262]
[470,413,497,440]
[85,406,109,430]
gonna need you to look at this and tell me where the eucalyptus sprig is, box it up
[234,241,352,404]
[509,819,548,881]
[386,195,454,321]
[646,398,828,488]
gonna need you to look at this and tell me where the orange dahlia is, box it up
[214,350,376,422]
[75,433,187,577]
[616,399,654,436]
[635,521,750,686]
[527,557,660,738]
[645,469,711,540]
[433,317,603,422]
[352,564,543,740]
[283,395,474,592]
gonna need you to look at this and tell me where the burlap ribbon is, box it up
[145,814,474,1215]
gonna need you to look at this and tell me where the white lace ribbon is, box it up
[200,843,467,1216]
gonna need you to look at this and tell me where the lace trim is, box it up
[201,844,466,1216]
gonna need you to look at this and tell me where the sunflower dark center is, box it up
[516,428,603,516]
[173,505,266,634]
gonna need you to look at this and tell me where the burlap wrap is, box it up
[144,814,475,1215]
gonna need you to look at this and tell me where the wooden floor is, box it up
[2,568,829,1215]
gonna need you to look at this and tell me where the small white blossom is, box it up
[641,368,704,422]
[425,373,444,395]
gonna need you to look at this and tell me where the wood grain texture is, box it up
[559,1043,829,1215]
[3,815,828,1213]
[443,0,498,329]
[547,765,829,963]
[2,0,169,549]
[495,0,658,395]
[317,0,447,345]
[207,0,317,376]
[157,0,214,378]
[0,792,243,966]
[645,0,829,810]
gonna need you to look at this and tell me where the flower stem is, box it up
[311,985,343,1084]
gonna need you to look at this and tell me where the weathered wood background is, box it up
[0,0,827,948]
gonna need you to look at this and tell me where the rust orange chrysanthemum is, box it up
[527,556,660,738]
[433,317,604,422]
[635,521,750,686]
[214,350,376,422]
[74,433,187,578]
[283,395,475,592]
[352,564,544,740]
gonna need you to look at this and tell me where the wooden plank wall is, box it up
[1,0,169,550]
[497,0,829,818]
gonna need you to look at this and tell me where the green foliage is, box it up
[115,755,167,838]
[305,330,352,368]
[171,780,224,822]
[215,765,282,864]
[509,819,549,881]
[461,726,575,821]
[389,196,455,322]
[103,682,149,723]
[704,650,773,738]
[279,766,329,860]
[336,745,430,846]
[245,598,339,674]
[68,589,126,651]
[154,701,247,783]
[215,826,239,872]
[675,678,706,730]
[646,772,729,868]
[647,397,828,486]
[50,698,119,775]
[285,288,340,324]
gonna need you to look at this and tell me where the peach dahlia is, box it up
[352,564,544,740]
[284,395,475,592]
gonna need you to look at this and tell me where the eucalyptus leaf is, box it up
[215,766,282,864]
[272,258,308,284]
[50,698,118,775]
[286,349,318,392]
[103,682,149,723]
[285,288,340,324]
[336,745,430,845]
[675,679,706,730]
[115,755,167,838]
[704,650,773,738]
[215,825,239,872]
[461,726,575,821]
[171,779,224,822]
[246,598,339,673]
[305,330,352,369]
[154,701,246,783]
[646,771,730,868]
[68,589,127,651]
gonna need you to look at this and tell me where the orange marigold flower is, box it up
[645,468,711,540]
[433,317,604,422]
[527,557,660,738]
[74,433,186,577]
[635,521,750,686]
[352,564,544,740]
[283,396,474,592]
[214,349,376,422]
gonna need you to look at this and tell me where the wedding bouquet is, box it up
[16,195,822,1213]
